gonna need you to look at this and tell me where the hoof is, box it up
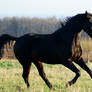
[50,87,55,91]
[66,81,71,88]
[27,83,30,88]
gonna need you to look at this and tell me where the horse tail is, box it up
[0,34,18,59]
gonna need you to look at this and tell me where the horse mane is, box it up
[54,13,85,35]
[59,17,72,27]
[53,17,72,35]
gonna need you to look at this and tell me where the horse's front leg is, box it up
[61,61,80,87]
[75,57,92,78]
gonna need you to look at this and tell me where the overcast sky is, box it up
[0,0,92,18]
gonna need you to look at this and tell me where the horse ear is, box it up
[85,11,89,18]
[85,11,88,15]
[86,11,92,19]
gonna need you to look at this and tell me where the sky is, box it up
[0,0,92,18]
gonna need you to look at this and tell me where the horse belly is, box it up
[36,55,62,64]
[32,47,67,64]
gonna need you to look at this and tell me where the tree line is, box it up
[0,16,89,38]
[0,17,62,37]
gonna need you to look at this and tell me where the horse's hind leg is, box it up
[75,57,92,78]
[16,56,32,88]
[33,61,53,89]
[22,63,31,88]
[62,61,80,87]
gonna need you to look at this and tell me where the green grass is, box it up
[0,59,92,92]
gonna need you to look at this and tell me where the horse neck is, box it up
[53,22,82,44]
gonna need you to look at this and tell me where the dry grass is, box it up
[80,39,92,62]
[81,38,92,51]
[0,59,92,92]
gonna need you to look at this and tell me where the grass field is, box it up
[81,38,92,51]
[0,59,92,92]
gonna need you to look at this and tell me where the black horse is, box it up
[0,11,92,89]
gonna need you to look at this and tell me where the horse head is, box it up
[83,11,92,37]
